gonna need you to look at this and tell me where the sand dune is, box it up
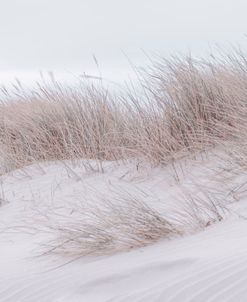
[0,158,247,301]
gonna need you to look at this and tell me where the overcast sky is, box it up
[0,0,246,84]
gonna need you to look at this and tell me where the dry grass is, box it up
[0,83,129,172]
[2,49,247,172]
[126,53,247,164]
[36,195,179,256]
[21,189,224,257]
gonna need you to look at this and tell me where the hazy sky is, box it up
[0,0,246,84]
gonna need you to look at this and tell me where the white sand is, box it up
[0,156,247,302]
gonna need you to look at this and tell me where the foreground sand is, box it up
[1,157,247,302]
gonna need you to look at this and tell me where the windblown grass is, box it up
[1,49,247,172]
[25,189,224,257]
[38,195,179,256]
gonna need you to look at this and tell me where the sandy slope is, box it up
[1,157,247,302]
